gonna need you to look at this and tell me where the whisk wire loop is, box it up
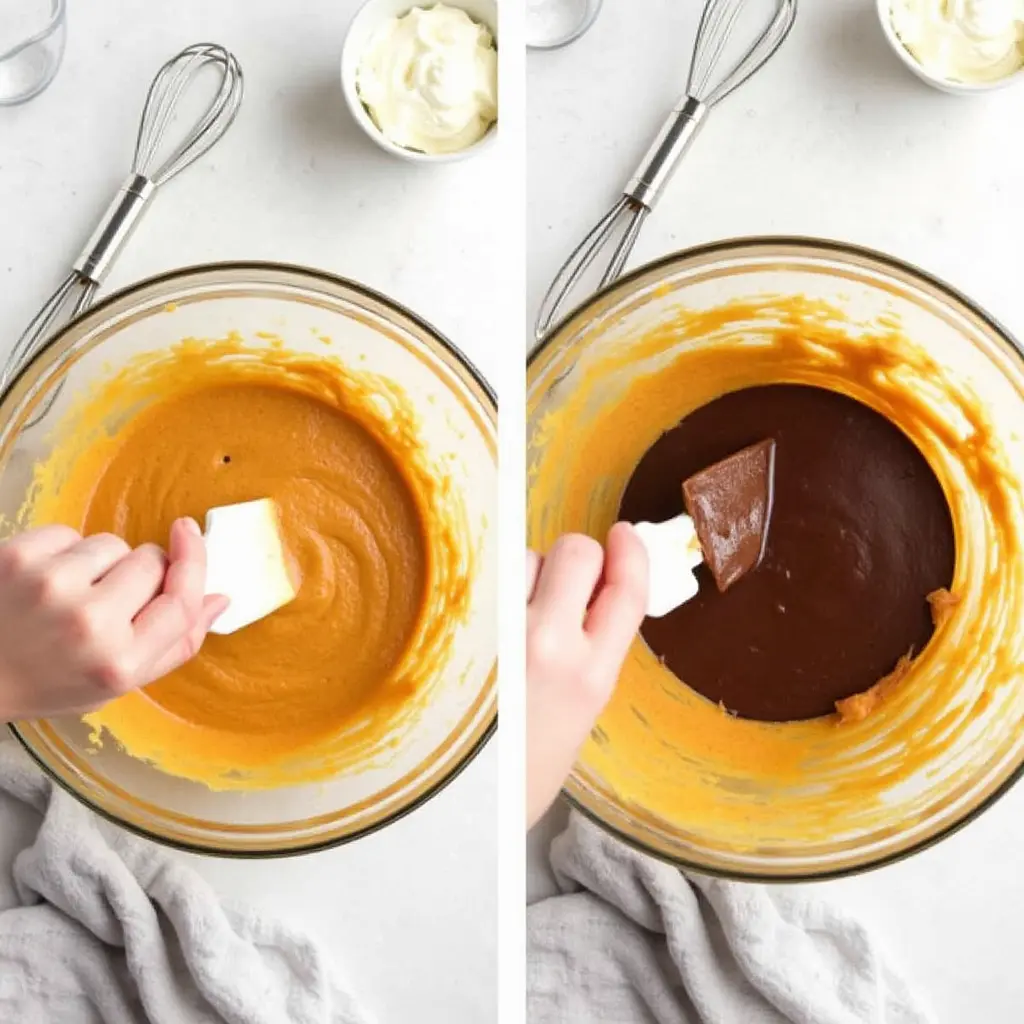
[689,0,746,100]
[700,0,798,106]
[136,44,243,186]
[536,0,796,340]
[3,43,243,403]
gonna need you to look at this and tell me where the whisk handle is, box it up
[72,173,156,284]
[624,95,706,210]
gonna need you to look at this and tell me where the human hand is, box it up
[0,519,228,722]
[526,523,649,829]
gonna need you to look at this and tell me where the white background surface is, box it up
[0,2,502,1020]
[528,1,1024,1021]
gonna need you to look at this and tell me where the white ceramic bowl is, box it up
[876,0,1024,95]
[341,0,498,164]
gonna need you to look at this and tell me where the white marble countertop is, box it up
[0,2,501,1019]
[528,1,1024,1020]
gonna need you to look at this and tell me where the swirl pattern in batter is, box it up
[24,334,469,789]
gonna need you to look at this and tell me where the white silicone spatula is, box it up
[633,515,705,618]
[202,498,298,635]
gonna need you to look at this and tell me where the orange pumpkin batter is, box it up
[23,334,469,790]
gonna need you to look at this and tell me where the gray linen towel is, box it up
[0,740,373,1024]
[528,811,934,1024]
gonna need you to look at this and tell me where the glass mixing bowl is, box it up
[528,237,1024,880]
[3,262,496,856]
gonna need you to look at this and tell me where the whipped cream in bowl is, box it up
[342,0,498,162]
[879,0,1024,92]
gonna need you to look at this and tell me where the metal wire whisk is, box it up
[535,0,796,340]
[3,43,244,398]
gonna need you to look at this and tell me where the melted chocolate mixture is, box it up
[618,384,955,722]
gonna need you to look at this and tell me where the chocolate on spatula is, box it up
[631,439,776,618]
[683,438,776,592]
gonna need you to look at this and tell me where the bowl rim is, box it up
[873,0,1024,95]
[528,233,1024,881]
[340,0,499,165]
[6,258,498,859]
